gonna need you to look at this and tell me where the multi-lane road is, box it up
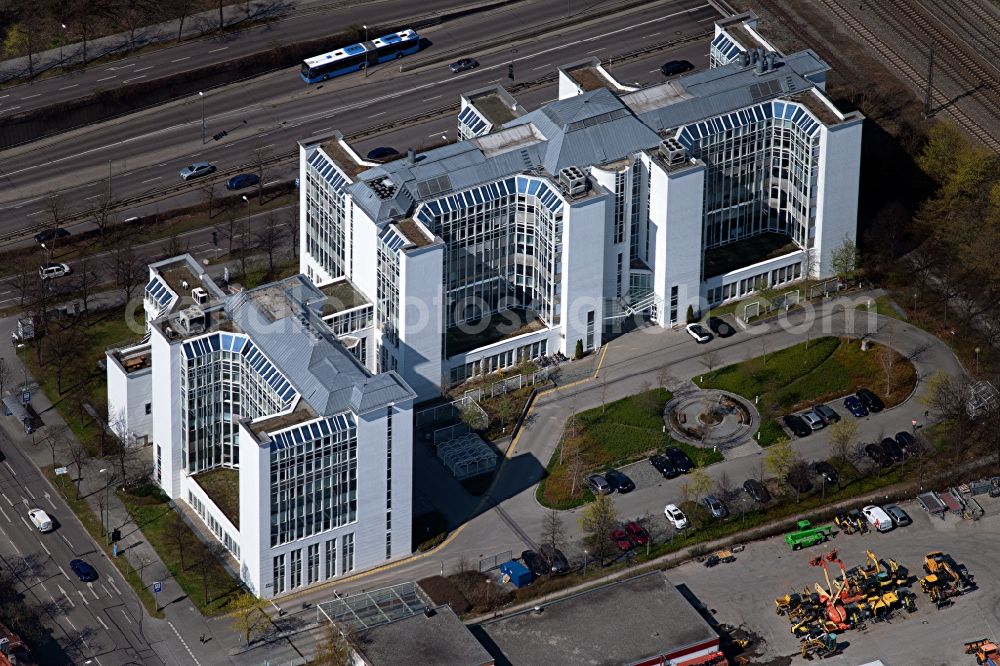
[0,0,720,237]
[0,421,168,665]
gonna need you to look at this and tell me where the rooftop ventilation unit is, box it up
[558,166,588,197]
[191,287,209,304]
[177,305,206,335]
[659,138,687,166]
[370,177,398,200]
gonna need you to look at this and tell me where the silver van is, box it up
[39,263,71,280]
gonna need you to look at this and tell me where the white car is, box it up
[28,508,53,533]
[862,505,894,532]
[685,323,711,343]
[39,262,71,280]
[664,503,689,529]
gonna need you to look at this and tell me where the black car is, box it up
[69,558,98,582]
[660,59,694,76]
[649,454,680,479]
[603,469,635,493]
[226,173,260,191]
[864,442,891,468]
[539,544,570,574]
[813,461,840,486]
[856,388,884,413]
[743,478,771,504]
[521,549,548,577]
[813,404,840,425]
[34,227,70,244]
[664,447,693,473]
[707,316,734,338]
[782,414,812,437]
[895,431,921,456]
[366,146,400,161]
[881,437,905,463]
[703,495,728,518]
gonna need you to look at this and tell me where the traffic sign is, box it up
[20,389,30,404]
[153,581,162,594]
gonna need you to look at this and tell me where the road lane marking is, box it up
[1,106,20,112]
[311,127,332,134]
[134,66,153,72]
[59,84,79,90]
[168,621,202,666]
[96,76,117,82]
[140,176,162,183]
[58,585,75,607]
[122,75,146,84]
[171,56,191,63]
[21,94,40,100]
[108,577,121,595]
[4,461,16,476]
[0,506,10,523]
[78,590,89,606]
[96,615,109,631]
[65,617,77,630]
[369,111,385,118]
[88,583,98,600]
[101,583,112,597]
[59,565,70,580]
[39,582,48,594]
[1,493,12,506]
[44,493,56,510]
[532,63,552,71]
[120,608,132,624]
[209,46,229,53]
[37,539,50,556]
[60,534,73,550]
[264,180,279,186]
[422,95,441,102]
[24,485,34,499]
[18,516,30,531]
[20,498,27,507]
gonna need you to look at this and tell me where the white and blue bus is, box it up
[300,29,420,83]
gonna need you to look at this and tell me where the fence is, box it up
[808,278,842,300]
[415,395,489,431]
[479,550,513,573]
[433,422,469,446]
[463,368,553,402]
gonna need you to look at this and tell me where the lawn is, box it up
[699,336,917,416]
[537,388,724,509]
[120,486,242,616]
[20,310,143,456]
[855,295,908,322]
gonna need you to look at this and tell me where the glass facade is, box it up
[269,415,358,547]
[305,150,352,280]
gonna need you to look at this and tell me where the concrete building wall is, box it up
[238,422,269,596]
[560,195,609,353]
[105,351,153,445]
[398,244,445,400]
[151,330,184,499]
[814,118,863,278]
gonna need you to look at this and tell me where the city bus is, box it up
[300,29,420,83]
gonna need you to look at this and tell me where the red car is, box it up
[610,529,633,551]
[625,521,650,546]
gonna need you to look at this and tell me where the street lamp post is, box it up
[975,347,981,374]
[60,23,67,64]
[583,549,588,575]
[199,91,206,144]
[363,25,369,77]
[242,195,251,273]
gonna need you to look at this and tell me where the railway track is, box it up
[814,0,1000,153]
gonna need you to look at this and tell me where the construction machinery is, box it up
[964,638,1000,665]
[784,520,836,550]
[833,509,868,535]
[800,630,839,660]
[923,551,975,592]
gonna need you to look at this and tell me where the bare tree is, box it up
[170,0,198,42]
[787,460,811,502]
[541,509,565,551]
[565,438,586,498]
[253,212,289,274]
[828,419,859,461]
[11,256,35,307]
[108,412,136,482]
[196,542,226,606]
[202,178,219,220]
[41,425,69,469]
[164,515,193,569]
[715,470,735,502]
[67,438,88,499]
[73,256,97,314]
[312,622,355,666]
[88,191,115,241]
[114,245,144,304]
[580,494,618,565]
[47,325,82,395]
[0,357,9,398]
[252,143,272,205]
[702,350,720,374]
[878,341,896,399]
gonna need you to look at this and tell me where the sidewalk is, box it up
[0,0,326,83]
[0,303,245,663]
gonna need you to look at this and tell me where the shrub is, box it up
[686,304,695,323]
[417,576,471,614]
[574,339,584,359]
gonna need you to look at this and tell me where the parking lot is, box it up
[669,493,1000,665]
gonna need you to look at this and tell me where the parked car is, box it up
[69,559,98,582]
[34,227,70,245]
[539,544,570,574]
[366,146,400,161]
[586,474,612,495]
[178,162,215,181]
[660,59,694,76]
[521,550,548,577]
[39,262,71,280]
[856,388,884,412]
[895,431,921,457]
[782,414,812,437]
[685,323,711,343]
[226,173,260,190]
[861,505,894,532]
[649,454,680,479]
[664,503,689,530]
[864,442,891,468]
[813,404,840,425]
[786,470,813,494]
[449,57,479,73]
[603,469,635,493]
[812,461,840,486]
[610,528,633,551]
[884,504,912,527]
[28,508,53,533]
[844,395,869,418]
[703,495,728,519]
[625,521,650,546]
[743,478,771,504]
[664,447,693,473]
[801,411,825,431]
[881,437,905,463]
[707,316,734,338]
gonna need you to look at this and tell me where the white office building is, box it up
[107,254,415,598]
[297,13,863,400]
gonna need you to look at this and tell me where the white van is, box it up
[39,263,71,280]
[28,508,53,533]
